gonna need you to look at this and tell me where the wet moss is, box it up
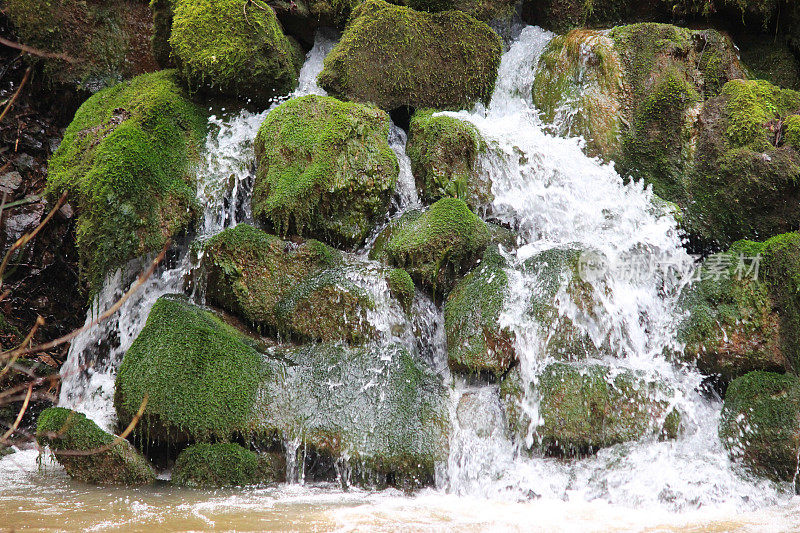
[318,0,503,111]
[253,95,398,249]
[46,70,206,293]
[37,407,156,485]
[169,0,302,104]
[407,109,491,211]
[444,246,515,375]
[172,443,286,487]
[387,268,415,313]
[719,371,800,481]
[370,198,489,296]
[740,37,800,91]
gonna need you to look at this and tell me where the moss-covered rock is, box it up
[5,0,156,90]
[169,0,303,104]
[678,244,790,383]
[501,363,681,456]
[522,0,667,33]
[387,268,415,313]
[255,342,450,489]
[115,295,266,443]
[370,198,489,296]
[172,443,286,487]
[533,24,745,204]
[201,224,375,344]
[47,70,206,292]
[253,95,398,249]
[318,0,502,111]
[740,37,800,90]
[445,246,515,375]
[407,109,491,211]
[36,408,155,485]
[719,371,800,481]
[687,80,800,244]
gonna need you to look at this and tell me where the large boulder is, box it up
[501,363,681,456]
[533,24,745,204]
[36,408,156,485]
[253,95,398,249]
[719,371,800,482]
[686,80,800,244]
[5,0,156,91]
[46,70,206,292]
[407,109,491,211]
[445,246,515,375]
[370,198,489,297]
[201,224,376,344]
[318,0,503,111]
[172,443,286,488]
[254,342,450,489]
[169,0,303,104]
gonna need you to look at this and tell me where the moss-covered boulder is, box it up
[115,295,266,443]
[36,408,156,485]
[47,70,205,292]
[719,371,800,481]
[172,443,286,488]
[5,0,156,90]
[687,80,800,244]
[533,24,745,203]
[201,224,376,344]
[169,0,303,104]
[678,245,790,383]
[255,342,449,488]
[407,109,491,211]
[253,95,398,249]
[318,0,502,111]
[387,268,415,313]
[370,198,489,296]
[501,363,681,456]
[445,246,515,375]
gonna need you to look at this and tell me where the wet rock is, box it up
[172,443,286,488]
[0,172,22,194]
[253,95,398,249]
[36,407,156,485]
[1,201,45,247]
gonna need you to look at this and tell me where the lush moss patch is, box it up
[47,70,206,292]
[719,371,800,481]
[318,0,502,111]
[172,443,286,487]
[169,0,303,104]
[37,407,155,485]
[687,80,800,244]
[253,95,398,249]
[387,268,415,313]
[740,37,800,90]
[201,224,375,344]
[407,109,490,211]
[370,198,489,297]
[115,295,266,443]
[445,246,515,375]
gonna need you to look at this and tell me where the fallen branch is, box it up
[0,37,76,63]
[0,384,31,443]
[0,66,30,125]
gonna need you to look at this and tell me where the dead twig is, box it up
[0,383,31,443]
[0,66,30,125]
[0,37,76,63]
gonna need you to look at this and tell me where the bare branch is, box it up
[0,37,76,63]
[0,383,31,443]
[0,66,30,124]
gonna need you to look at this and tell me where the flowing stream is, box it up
[2,26,800,531]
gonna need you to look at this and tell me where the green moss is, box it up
[36,407,155,485]
[115,295,266,443]
[318,0,502,111]
[719,371,800,481]
[784,115,800,149]
[169,0,301,104]
[387,268,415,313]
[371,198,489,296]
[407,109,490,210]
[523,0,667,33]
[759,232,800,373]
[721,80,800,149]
[253,95,398,249]
[444,246,515,375]
[740,38,800,91]
[47,70,206,293]
[172,443,285,487]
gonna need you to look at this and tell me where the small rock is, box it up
[3,201,45,244]
[0,172,22,194]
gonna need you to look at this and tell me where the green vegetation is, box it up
[387,268,415,313]
[169,0,303,103]
[523,0,666,33]
[172,443,285,487]
[47,70,206,292]
[444,246,515,375]
[407,109,491,210]
[253,95,398,249]
[719,371,800,481]
[370,198,489,296]
[740,37,800,90]
[319,0,502,111]
[37,408,155,485]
